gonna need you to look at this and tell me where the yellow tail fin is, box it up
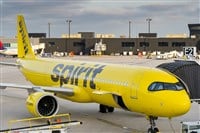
[17,15,35,59]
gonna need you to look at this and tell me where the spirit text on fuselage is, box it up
[51,63,106,89]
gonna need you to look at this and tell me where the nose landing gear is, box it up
[99,104,115,113]
[147,116,159,133]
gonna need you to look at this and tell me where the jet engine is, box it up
[26,92,59,117]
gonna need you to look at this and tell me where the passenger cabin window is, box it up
[3,43,11,47]
[148,82,184,91]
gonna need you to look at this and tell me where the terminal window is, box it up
[73,42,85,47]
[158,42,168,47]
[140,42,149,47]
[172,42,186,47]
[121,42,135,47]
[48,42,55,46]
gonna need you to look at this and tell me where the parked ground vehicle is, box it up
[181,121,200,133]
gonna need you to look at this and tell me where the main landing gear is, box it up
[99,104,114,113]
[147,116,159,133]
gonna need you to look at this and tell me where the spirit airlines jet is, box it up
[0,15,191,133]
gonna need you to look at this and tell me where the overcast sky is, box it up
[0,0,199,38]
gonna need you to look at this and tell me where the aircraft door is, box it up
[130,83,138,99]
[130,74,143,99]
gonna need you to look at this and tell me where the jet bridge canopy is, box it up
[157,60,200,101]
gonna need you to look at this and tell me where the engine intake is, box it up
[26,92,59,117]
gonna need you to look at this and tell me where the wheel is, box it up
[99,104,107,113]
[148,128,154,133]
[154,127,159,132]
[107,106,114,112]
[147,127,159,133]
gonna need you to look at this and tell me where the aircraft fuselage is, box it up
[17,57,191,118]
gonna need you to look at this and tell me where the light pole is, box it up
[146,18,152,33]
[129,20,132,38]
[48,22,51,38]
[66,19,72,38]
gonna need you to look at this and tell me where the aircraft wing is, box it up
[0,48,17,56]
[0,62,19,66]
[93,90,121,96]
[0,83,74,96]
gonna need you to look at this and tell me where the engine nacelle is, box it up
[26,92,59,117]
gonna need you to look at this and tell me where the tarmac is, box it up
[0,55,199,133]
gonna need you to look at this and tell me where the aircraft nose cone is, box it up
[173,96,191,116]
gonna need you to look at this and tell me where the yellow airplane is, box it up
[0,15,191,133]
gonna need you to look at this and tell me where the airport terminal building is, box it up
[1,24,200,55]
[40,36,199,55]
[40,24,200,55]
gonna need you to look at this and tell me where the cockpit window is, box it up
[148,82,184,91]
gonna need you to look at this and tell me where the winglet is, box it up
[17,15,35,59]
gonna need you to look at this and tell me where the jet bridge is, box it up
[157,60,200,102]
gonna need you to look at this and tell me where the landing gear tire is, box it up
[99,104,114,113]
[148,127,159,133]
[99,104,107,113]
[108,107,114,112]
[154,128,159,132]
[147,116,159,133]
[148,128,153,133]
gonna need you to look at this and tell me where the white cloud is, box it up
[0,0,199,37]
